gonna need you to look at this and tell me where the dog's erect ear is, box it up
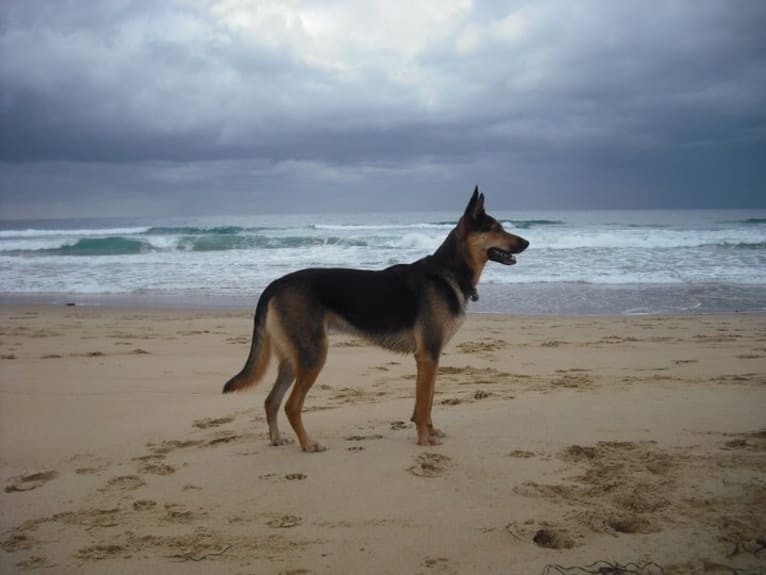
[464,186,485,222]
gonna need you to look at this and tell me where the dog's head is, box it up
[459,186,529,266]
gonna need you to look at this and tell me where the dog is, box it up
[222,187,529,451]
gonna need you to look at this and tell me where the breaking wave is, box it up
[44,237,151,256]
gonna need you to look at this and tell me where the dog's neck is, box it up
[431,229,480,304]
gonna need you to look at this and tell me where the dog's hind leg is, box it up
[269,291,329,452]
[265,359,294,446]
[285,365,325,452]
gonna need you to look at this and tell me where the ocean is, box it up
[1,210,765,315]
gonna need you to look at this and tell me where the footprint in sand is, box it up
[75,544,126,561]
[75,464,108,475]
[54,508,122,529]
[723,430,766,451]
[132,499,157,511]
[5,470,57,493]
[193,416,235,429]
[457,338,508,353]
[440,398,463,405]
[1,532,36,552]
[15,556,56,570]
[207,433,243,446]
[532,527,575,549]
[422,556,456,574]
[164,504,206,523]
[540,340,566,348]
[267,514,302,528]
[550,373,594,389]
[408,453,451,478]
[148,439,205,454]
[258,473,307,481]
[138,461,175,475]
[606,516,657,534]
[99,475,145,492]
[508,450,536,458]
[345,434,384,441]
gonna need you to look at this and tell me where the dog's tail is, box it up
[222,291,272,393]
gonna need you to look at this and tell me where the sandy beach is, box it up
[1,304,764,574]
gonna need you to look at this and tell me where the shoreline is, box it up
[2,280,766,315]
[1,304,765,573]
[1,300,766,321]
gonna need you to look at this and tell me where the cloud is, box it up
[1,0,765,216]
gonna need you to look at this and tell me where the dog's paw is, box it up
[302,442,327,453]
[429,427,446,438]
[417,434,443,447]
[270,436,294,447]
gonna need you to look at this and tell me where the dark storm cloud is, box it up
[1,0,765,217]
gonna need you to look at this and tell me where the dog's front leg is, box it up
[413,352,441,446]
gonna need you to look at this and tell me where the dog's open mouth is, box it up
[487,248,517,265]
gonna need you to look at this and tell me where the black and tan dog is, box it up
[223,187,529,451]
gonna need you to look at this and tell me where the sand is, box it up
[1,304,765,574]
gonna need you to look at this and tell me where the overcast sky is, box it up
[1,0,765,219]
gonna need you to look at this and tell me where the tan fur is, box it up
[466,233,490,285]
[224,325,271,392]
